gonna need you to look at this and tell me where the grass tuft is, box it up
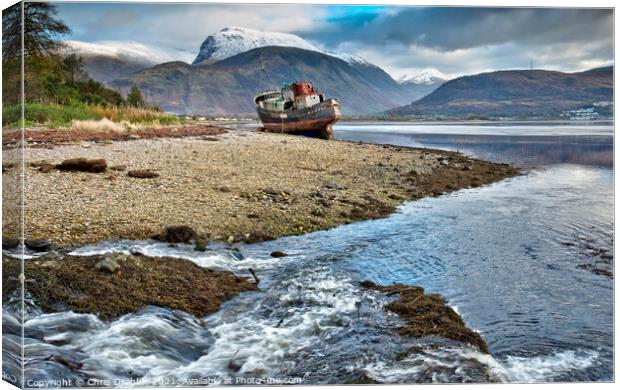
[2,103,180,129]
[70,118,151,133]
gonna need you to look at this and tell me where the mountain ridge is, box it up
[112,46,417,115]
[387,66,613,118]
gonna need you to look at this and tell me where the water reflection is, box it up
[335,131,612,168]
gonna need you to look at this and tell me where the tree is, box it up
[61,53,86,82]
[2,1,69,62]
[126,86,146,108]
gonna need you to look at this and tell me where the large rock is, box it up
[153,225,198,243]
[56,158,107,173]
[2,237,19,250]
[25,239,54,252]
[127,169,159,178]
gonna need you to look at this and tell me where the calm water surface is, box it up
[3,122,614,385]
[334,121,614,381]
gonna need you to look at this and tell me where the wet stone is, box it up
[270,250,288,258]
[25,239,54,252]
[2,237,19,250]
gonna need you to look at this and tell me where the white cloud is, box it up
[334,39,613,80]
[61,3,328,55]
[58,4,613,80]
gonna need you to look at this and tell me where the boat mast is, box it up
[255,52,271,91]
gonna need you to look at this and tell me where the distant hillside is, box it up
[63,40,193,85]
[112,46,417,115]
[387,66,613,118]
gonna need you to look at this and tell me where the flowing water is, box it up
[2,121,614,386]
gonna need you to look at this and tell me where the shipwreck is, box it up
[254,81,341,140]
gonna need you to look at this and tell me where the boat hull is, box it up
[256,99,340,139]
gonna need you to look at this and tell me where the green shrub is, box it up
[2,103,99,127]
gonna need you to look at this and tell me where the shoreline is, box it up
[338,118,614,125]
[1,126,521,370]
[2,124,226,148]
[2,127,520,248]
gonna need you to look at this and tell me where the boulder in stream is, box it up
[270,250,288,258]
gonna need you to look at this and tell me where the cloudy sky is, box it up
[56,2,614,79]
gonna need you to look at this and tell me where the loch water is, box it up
[2,121,614,385]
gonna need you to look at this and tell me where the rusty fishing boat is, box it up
[254,81,341,139]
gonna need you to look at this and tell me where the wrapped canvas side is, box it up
[2,1,25,388]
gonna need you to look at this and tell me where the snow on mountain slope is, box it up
[398,68,448,85]
[62,40,195,85]
[64,40,194,65]
[60,32,372,86]
[193,26,368,65]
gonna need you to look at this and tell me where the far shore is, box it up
[337,118,614,125]
[2,125,519,248]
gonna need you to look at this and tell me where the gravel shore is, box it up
[3,128,519,248]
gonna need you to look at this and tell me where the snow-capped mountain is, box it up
[60,30,372,88]
[397,69,449,102]
[193,26,368,65]
[398,68,448,85]
[64,40,194,66]
[63,40,194,84]
[193,27,316,64]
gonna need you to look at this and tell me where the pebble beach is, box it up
[2,127,519,248]
[2,127,518,248]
